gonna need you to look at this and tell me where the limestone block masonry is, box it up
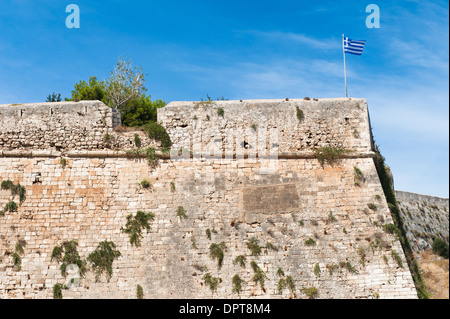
[395,190,449,252]
[0,99,418,299]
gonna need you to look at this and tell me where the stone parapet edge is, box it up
[0,149,376,159]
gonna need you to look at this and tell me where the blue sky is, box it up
[0,0,448,197]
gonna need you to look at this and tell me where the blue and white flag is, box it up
[344,37,366,55]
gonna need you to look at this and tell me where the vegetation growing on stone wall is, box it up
[296,107,304,122]
[145,147,159,168]
[391,250,403,268]
[194,95,216,108]
[232,274,244,295]
[326,264,340,275]
[301,286,318,299]
[382,223,400,237]
[121,211,155,247]
[314,263,321,277]
[277,269,296,296]
[51,240,88,278]
[1,179,26,206]
[176,206,187,220]
[134,134,141,148]
[327,212,337,223]
[1,179,14,190]
[250,261,267,292]
[354,166,365,186]
[357,246,367,266]
[11,241,25,271]
[368,203,378,211]
[314,146,350,167]
[277,278,285,295]
[60,158,68,169]
[125,148,145,158]
[373,144,429,298]
[339,261,359,274]
[206,228,212,240]
[137,285,144,299]
[203,273,220,293]
[12,252,21,271]
[247,237,262,256]
[233,255,246,268]
[285,276,295,295]
[87,240,122,282]
[140,179,150,189]
[304,238,316,246]
[190,236,198,249]
[103,133,115,146]
[3,201,18,213]
[276,267,285,277]
[209,242,225,269]
[217,107,224,118]
[265,242,278,252]
[53,283,66,299]
[170,181,176,192]
[142,121,172,150]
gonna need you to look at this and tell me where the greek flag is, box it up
[344,37,366,55]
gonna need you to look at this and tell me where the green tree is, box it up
[46,92,62,102]
[61,57,166,129]
[104,55,147,110]
[66,76,106,102]
[121,95,166,127]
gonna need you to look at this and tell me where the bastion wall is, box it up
[0,99,418,299]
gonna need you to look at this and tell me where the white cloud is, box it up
[244,30,340,50]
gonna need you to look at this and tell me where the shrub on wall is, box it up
[4,201,18,213]
[142,121,172,150]
[87,240,122,282]
[176,206,187,220]
[121,211,155,247]
[233,255,246,268]
[314,146,350,167]
[53,283,66,299]
[232,275,244,295]
[296,107,304,122]
[51,240,88,278]
[209,242,225,269]
[250,261,267,292]
[137,285,144,299]
[247,237,262,256]
[203,273,220,293]
[1,179,26,206]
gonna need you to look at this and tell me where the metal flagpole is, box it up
[342,34,348,97]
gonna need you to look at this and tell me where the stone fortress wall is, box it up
[395,191,449,252]
[0,99,418,299]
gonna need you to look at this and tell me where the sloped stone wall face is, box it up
[0,99,418,299]
[0,156,417,299]
[395,191,449,252]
